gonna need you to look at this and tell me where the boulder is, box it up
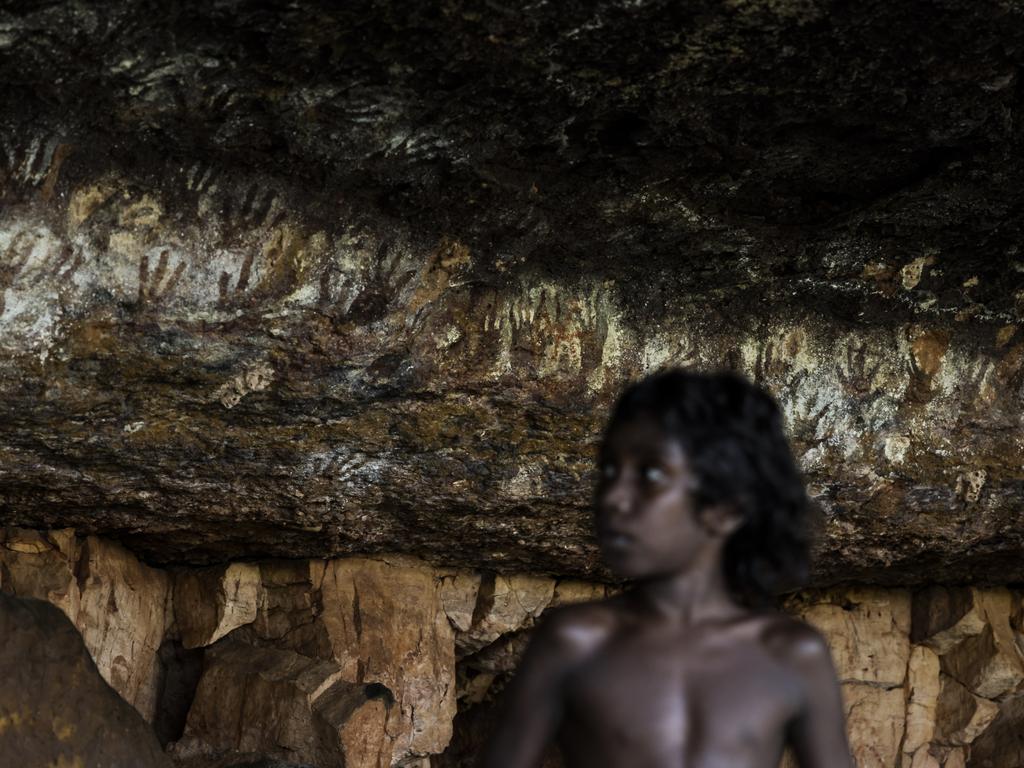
[0,591,171,766]
[0,527,171,721]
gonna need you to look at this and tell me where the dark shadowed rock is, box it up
[0,0,1023,586]
[0,590,171,767]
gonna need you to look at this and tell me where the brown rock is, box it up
[247,559,329,655]
[174,562,261,649]
[75,536,172,722]
[318,556,459,763]
[456,574,555,655]
[912,587,987,654]
[179,638,388,768]
[0,591,171,767]
[0,528,171,722]
[786,588,911,686]
[0,527,81,624]
[933,673,999,746]
[904,645,941,757]
[938,589,1024,700]
[549,579,608,608]
[843,683,907,768]
[966,694,1024,768]
[439,571,482,633]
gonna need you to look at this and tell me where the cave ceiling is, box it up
[1,0,1023,584]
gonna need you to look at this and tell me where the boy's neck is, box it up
[630,550,745,626]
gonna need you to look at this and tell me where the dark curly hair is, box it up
[603,368,813,607]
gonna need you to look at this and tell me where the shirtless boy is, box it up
[482,369,853,768]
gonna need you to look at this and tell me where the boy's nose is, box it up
[597,481,634,519]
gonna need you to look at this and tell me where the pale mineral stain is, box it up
[901,256,930,290]
[214,360,275,408]
[883,435,911,465]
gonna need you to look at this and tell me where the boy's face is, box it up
[594,413,711,580]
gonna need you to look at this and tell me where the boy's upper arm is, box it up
[782,624,854,768]
[480,606,607,768]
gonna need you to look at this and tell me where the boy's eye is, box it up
[643,466,666,483]
[600,463,616,480]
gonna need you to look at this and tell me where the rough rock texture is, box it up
[0,526,172,721]
[176,639,389,768]
[1,1,1024,583]
[5,529,1024,767]
[174,563,262,649]
[0,590,171,767]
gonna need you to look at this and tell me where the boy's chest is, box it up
[562,631,802,757]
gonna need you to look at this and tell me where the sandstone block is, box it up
[937,589,1024,700]
[75,536,172,722]
[174,562,261,648]
[911,586,985,653]
[439,570,482,633]
[904,645,941,756]
[0,591,171,766]
[842,682,906,768]
[318,556,459,763]
[181,638,388,768]
[456,573,555,655]
[786,588,911,686]
[933,673,1000,746]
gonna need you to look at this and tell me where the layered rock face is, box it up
[1,0,1023,585]
[4,527,1024,767]
[2,0,1024,765]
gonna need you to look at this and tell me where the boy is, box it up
[482,369,852,768]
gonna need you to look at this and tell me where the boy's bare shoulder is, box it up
[530,596,623,660]
[755,612,835,673]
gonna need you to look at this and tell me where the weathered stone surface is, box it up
[439,571,482,633]
[174,562,262,649]
[0,527,171,722]
[933,674,1000,746]
[1,2,1024,584]
[178,638,388,768]
[938,589,1024,701]
[0,591,171,767]
[317,556,458,763]
[785,588,911,686]
[904,645,941,759]
[967,694,1024,768]
[457,574,555,655]
[912,587,988,654]
[0,527,80,622]
[75,535,173,722]
[549,579,608,608]
[842,683,907,768]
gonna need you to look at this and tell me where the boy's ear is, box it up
[697,503,744,538]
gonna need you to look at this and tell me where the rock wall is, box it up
[2,0,1024,586]
[3,527,1023,767]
